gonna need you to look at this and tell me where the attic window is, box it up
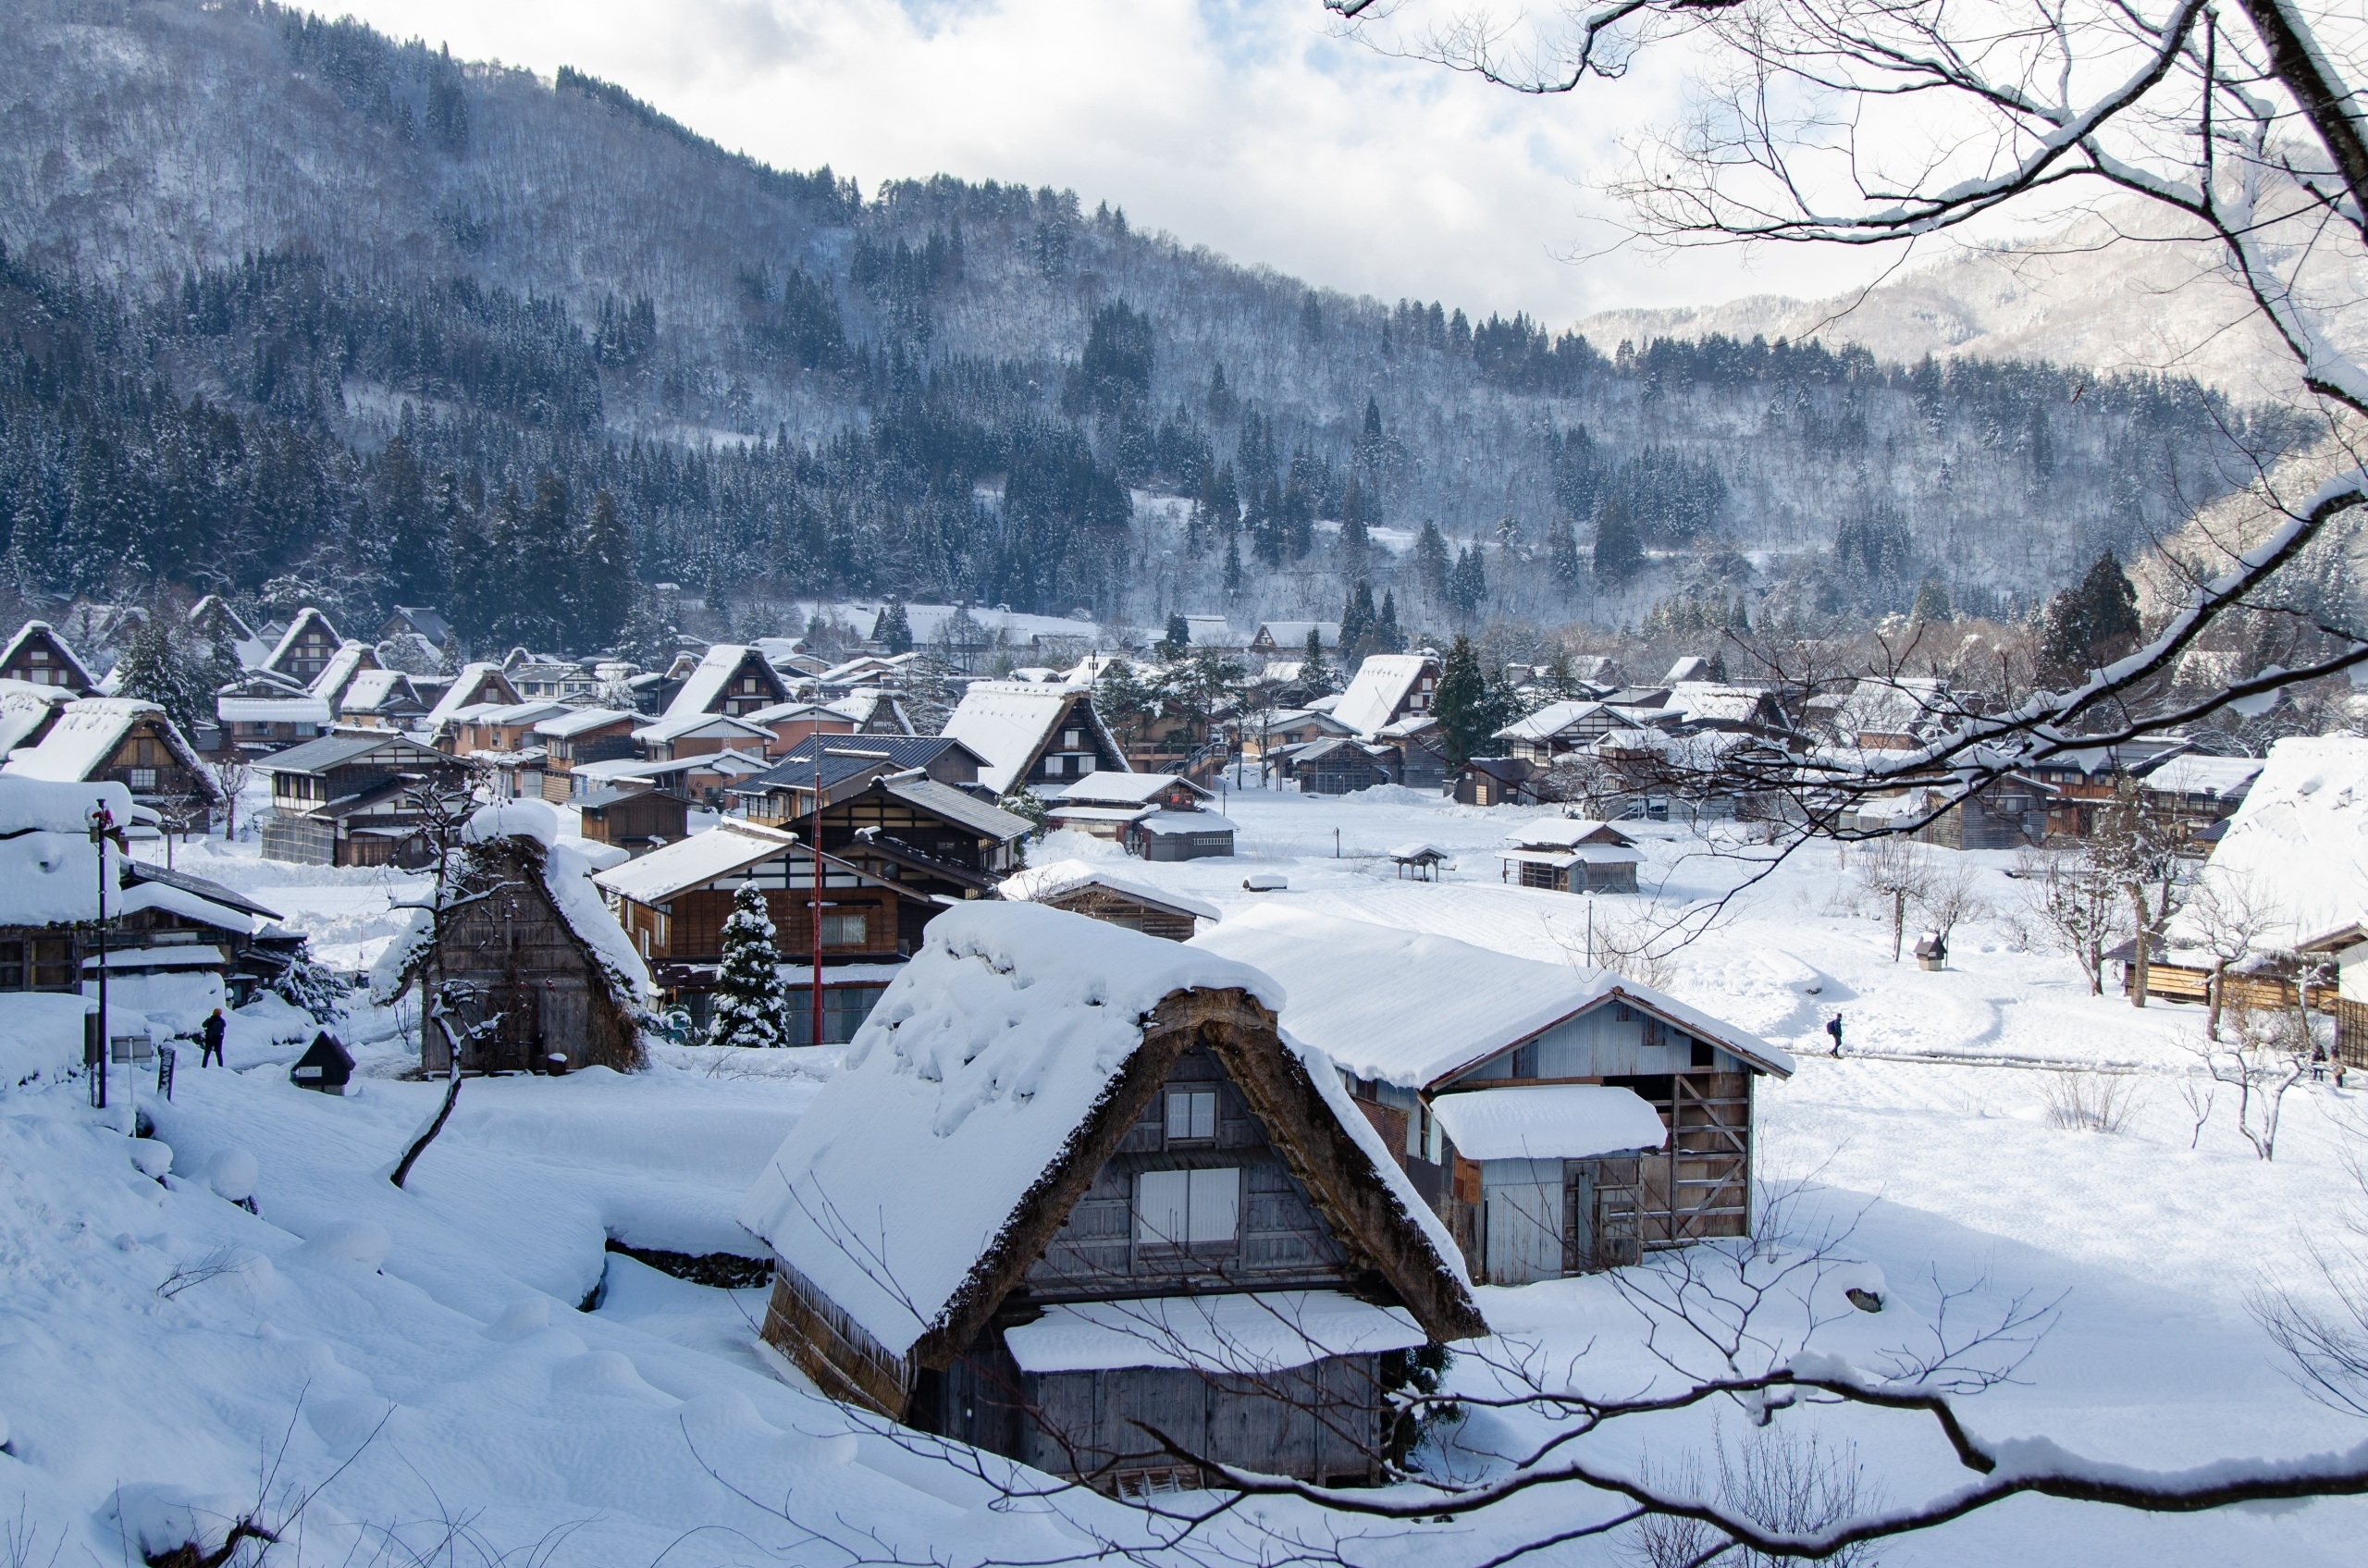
[1063,729,1081,748]
[1136,1167,1239,1247]
[1165,1089,1217,1142]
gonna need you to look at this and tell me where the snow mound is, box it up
[464,798,557,846]
[0,992,92,1092]
[105,1484,252,1562]
[129,1141,172,1179]
[300,1219,390,1272]
[203,1147,256,1203]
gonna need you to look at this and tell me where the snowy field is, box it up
[3,784,2364,1566]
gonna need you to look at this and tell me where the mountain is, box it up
[0,0,2312,652]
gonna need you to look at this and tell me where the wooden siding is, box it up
[1020,1044,1353,1301]
[758,1264,912,1417]
[1037,885,1200,941]
[1018,1352,1387,1490]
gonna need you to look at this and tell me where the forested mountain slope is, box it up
[0,0,2309,650]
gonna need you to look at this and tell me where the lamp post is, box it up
[87,802,118,1125]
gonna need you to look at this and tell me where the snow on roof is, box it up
[2185,736,2368,948]
[1389,842,1450,861]
[1428,1085,1669,1161]
[1333,655,1435,737]
[533,707,637,740]
[339,669,416,712]
[424,663,516,728]
[593,820,800,905]
[662,645,772,722]
[1053,771,1209,806]
[745,700,843,725]
[1504,818,1635,850]
[114,881,259,935]
[216,696,333,723]
[1664,655,1714,684]
[0,622,94,688]
[634,710,773,746]
[1004,1290,1424,1376]
[942,682,1121,795]
[1666,682,1773,726]
[0,776,133,925]
[827,690,912,732]
[0,685,68,755]
[4,699,166,785]
[738,903,1284,1358]
[262,608,339,673]
[308,641,373,700]
[887,777,1034,842]
[998,858,1222,920]
[1256,621,1341,648]
[2142,754,2264,798]
[1190,904,1790,1086]
[1140,809,1235,836]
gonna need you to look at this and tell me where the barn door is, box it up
[485,986,540,1073]
[1481,1160,1565,1284]
[1567,1158,1643,1272]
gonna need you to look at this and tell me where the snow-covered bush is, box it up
[269,951,349,1022]
[707,883,788,1049]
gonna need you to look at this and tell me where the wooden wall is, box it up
[1042,885,1198,941]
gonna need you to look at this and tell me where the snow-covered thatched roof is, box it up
[941,682,1123,795]
[997,858,1221,920]
[3,699,215,798]
[739,902,1477,1364]
[2185,735,2368,950]
[1333,654,1435,737]
[0,775,135,927]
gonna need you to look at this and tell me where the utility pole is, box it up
[87,802,116,1123]
[810,739,824,1049]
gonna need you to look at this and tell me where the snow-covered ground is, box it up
[5,788,2364,1565]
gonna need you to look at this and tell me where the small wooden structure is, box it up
[376,818,652,1075]
[1389,844,1450,882]
[1497,819,1641,894]
[575,787,689,855]
[1453,757,1537,808]
[1045,772,1237,860]
[998,860,1220,940]
[290,1031,354,1094]
[742,905,1484,1494]
[1288,736,1397,796]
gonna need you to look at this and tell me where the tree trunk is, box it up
[391,1019,465,1189]
[2128,886,2152,1007]
[2207,959,2226,1041]
[1892,891,1906,961]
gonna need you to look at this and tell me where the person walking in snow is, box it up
[1825,1013,1844,1057]
[200,1007,226,1068]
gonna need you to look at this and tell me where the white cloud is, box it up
[339,0,1897,324]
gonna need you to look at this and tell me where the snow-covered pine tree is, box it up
[707,883,788,1049]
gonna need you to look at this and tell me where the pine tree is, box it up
[1340,473,1369,550]
[575,488,634,652]
[875,598,914,654]
[1223,534,1243,598]
[113,614,210,738]
[1546,518,1582,586]
[1301,627,1334,694]
[1592,495,1644,583]
[1430,634,1494,765]
[1909,574,1953,623]
[1415,521,1450,599]
[707,883,789,1049]
[2041,549,2141,673]
[1375,591,1404,653]
[1166,612,1191,648]
[1339,581,1375,661]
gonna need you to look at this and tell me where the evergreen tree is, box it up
[874,598,914,653]
[1206,363,1237,423]
[1339,473,1370,549]
[2041,549,2141,673]
[707,883,788,1049]
[447,484,497,649]
[1166,611,1191,648]
[574,488,633,651]
[1300,627,1334,694]
[1415,521,1450,599]
[1909,573,1953,623]
[1430,634,1495,765]
[1447,546,1487,620]
[1222,534,1243,598]
[1375,591,1404,653]
[1593,494,1644,583]
[1339,580,1375,661]
[1093,657,1154,750]
[112,614,211,738]
[1545,517,1582,586]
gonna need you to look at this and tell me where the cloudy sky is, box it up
[336,0,1897,328]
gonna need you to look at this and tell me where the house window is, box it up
[128,768,157,792]
[1510,1043,1539,1079]
[1078,754,1096,775]
[31,938,75,990]
[820,911,868,946]
[1135,1167,1240,1247]
[0,940,22,989]
[1063,729,1081,748]
[1165,1088,1218,1142]
[1045,755,1067,778]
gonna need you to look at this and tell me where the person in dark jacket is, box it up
[200,1007,226,1068]
[1825,1013,1844,1057]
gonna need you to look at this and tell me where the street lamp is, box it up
[87,802,120,1126]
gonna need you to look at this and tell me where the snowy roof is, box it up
[217,696,333,723]
[473,701,574,728]
[1190,905,1791,1086]
[826,690,912,732]
[1427,1085,1669,1161]
[744,700,843,726]
[533,707,637,740]
[424,663,519,728]
[941,682,1123,795]
[0,685,68,755]
[1255,621,1341,648]
[1389,842,1450,861]
[662,645,778,722]
[1333,655,1435,737]
[2184,736,2368,949]
[0,622,95,688]
[1504,818,1636,850]
[307,641,374,700]
[1141,809,1235,836]
[0,776,133,926]
[1496,701,1629,742]
[389,605,452,645]
[998,858,1222,920]
[5,699,201,789]
[593,820,801,905]
[262,608,339,673]
[739,904,1289,1358]
[338,669,418,713]
[1004,1290,1424,1376]
[1053,771,1211,807]
[1666,682,1775,727]
[1664,656,1714,684]
[634,710,773,747]
[2141,754,2264,798]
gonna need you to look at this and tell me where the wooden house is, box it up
[447,700,573,759]
[0,622,97,693]
[571,749,771,809]
[1045,772,1236,860]
[1333,654,1440,738]
[1286,736,1399,796]
[1193,905,1794,1282]
[632,710,774,762]
[2,699,219,812]
[1241,707,1355,767]
[826,688,917,735]
[734,735,987,818]
[1376,716,1449,791]
[256,731,462,867]
[1494,700,1648,763]
[374,805,654,1074]
[307,641,381,714]
[508,661,598,702]
[1453,758,1536,808]
[261,609,343,687]
[0,682,73,759]
[422,662,524,742]
[1497,819,1641,894]
[998,860,1222,939]
[335,670,426,730]
[574,787,689,856]
[216,673,333,756]
[531,708,639,801]
[942,681,1130,795]
[660,644,791,722]
[744,699,860,756]
[1248,620,1340,657]
[739,903,1485,1493]
[378,606,453,649]
[1836,777,2054,850]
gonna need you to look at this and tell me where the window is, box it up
[820,911,868,946]
[0,940,22,990]
[1078,755,1096,775]
[1063,729,1082,748]
[1165,1089,1217,1142]
[1135,1167,1240,1247]
[128,768,157,792]
[27,649,45,664]
[32,938,75,990]
[1045,754,1067,778]
[1510,1043,1539,1079]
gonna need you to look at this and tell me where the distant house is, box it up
[574,788,689,857]
[0,622,97,694]
[662,645,792,722]
[508,661,598,702]
[1453,757,1538,808]
[1045,772,1236,860]
[333,670,426,731]
[1193,904,1794,1282]
[422,662,523,740]
[827,688,917,735]
[1496,700,1649,763]
[633,710,775,762]
[1663,655,1716,685]
[255,731,461,867]
[744,700,862,756]
[1498,819,1641,894]
[1248,620,1341,657]
[378,606,453,649]
[189,597,267,669]
[732,735,989,822]
[2,698,219,811]
[306,641,382,718]
[447,700,572,760]
[1333,654,1440,737]
[996,859,1219,939]
[531,708,639,801]
[1286,735,1398,796]
[2136,754,2263,849]
[1836,777,2054,851]
[941,681,1129,796]
[374,803,653,1074]
[216,674,333,756]
[1376,716,1449,791]
[740,903,1485,1492]
[572,749,771,809]
[260,608,343,688]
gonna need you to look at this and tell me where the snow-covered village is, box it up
[8,1,2368,1565]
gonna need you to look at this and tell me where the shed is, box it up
[998,859,1220,940]
[1046,772,1236,860]
[289,1031,354,1094]
[574,787,689,855]
[372,801,654,1074]
[740,903,1485,1494]
[1498,819,1641,894]
[1388,844,1450,881]
[1191,905,1792,1283]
